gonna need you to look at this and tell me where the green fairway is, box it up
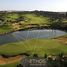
[0,25,12,34]
[0,13,50,33]
[0,12,67,34]
[0,39,67,56]
[22,14,49,24]
[0,62,20,67]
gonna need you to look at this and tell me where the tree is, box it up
[33,54,38,58]
[17,16,25,22]
[49,18,62,29]
[17,64,23,67]
[44,54,47,58]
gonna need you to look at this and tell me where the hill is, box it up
[0,11,67,34]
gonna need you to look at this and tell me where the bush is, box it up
[19,53,30,56]
[33,54,38,57]
[44,54,47,58]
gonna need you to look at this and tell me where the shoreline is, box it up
[0,26,67,35]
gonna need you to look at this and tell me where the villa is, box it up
[19,57,47,67]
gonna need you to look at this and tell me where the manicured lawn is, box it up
[0,39,67,57]
[0,25,12,34]
[22,14,49,24]
[0,62,19,67]
[0,12,67,34]
[0,13,50,33]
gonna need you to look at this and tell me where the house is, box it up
[19,57,47,67]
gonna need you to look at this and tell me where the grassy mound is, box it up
[0,39,67,56]
[22,14,49,24]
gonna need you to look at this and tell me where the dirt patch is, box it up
[55,35,67,44]
[0,55,23,65]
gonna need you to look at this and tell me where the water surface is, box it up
[0,29,66,45]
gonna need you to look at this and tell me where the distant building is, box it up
[58,12,66,16]
[19,57,47,67]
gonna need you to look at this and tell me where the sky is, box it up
[0,0,67,12]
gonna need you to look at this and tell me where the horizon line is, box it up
[0,10,67,13]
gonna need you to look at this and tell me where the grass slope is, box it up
[0,25,12,34]
[22,14,49,24]
[0,39,67,56]
[0,13,49,33]
[0,62,19,67]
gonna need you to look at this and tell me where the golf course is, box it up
[0,11,67,67]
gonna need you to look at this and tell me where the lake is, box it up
[0,29,66,45]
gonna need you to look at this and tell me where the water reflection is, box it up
[0,29,66,45]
